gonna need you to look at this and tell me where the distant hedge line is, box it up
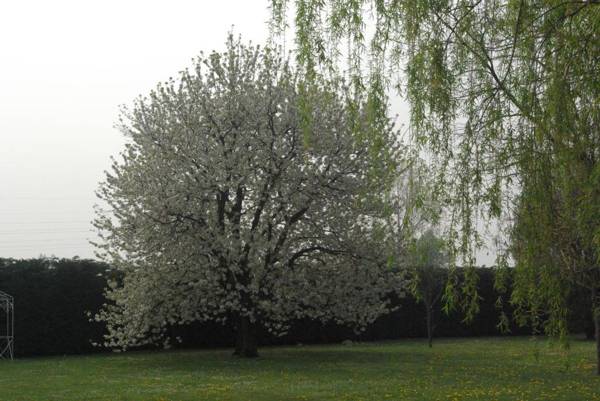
[0,258,592,357]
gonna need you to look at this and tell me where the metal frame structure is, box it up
[0,290,14,360]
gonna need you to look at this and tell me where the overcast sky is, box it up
[0,0,273,259]
[0,1,497,264]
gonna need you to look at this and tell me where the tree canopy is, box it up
[94,36,402,356]
[274,0,600,372]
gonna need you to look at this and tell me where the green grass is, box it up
[1,337,599,400]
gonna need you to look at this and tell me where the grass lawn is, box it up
[1,337,599,401]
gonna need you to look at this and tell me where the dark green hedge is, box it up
[0,258,590,357]
[0,258,107,357]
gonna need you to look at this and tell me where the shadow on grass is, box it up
[110,343,437,377]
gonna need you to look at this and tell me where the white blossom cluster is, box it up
[94,36,405,349]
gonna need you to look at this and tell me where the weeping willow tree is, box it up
[272,0,600,373]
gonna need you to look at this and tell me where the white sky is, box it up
[0,0,271,259]
[0,0,496,264]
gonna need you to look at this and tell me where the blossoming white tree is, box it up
[94,36,403,357]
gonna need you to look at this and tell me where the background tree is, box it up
[391,156,449,344]
[94,36,402,357]
[407,230,449,347]
[274,0,600,373]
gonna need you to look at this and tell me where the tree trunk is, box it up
[595,311,600,376]
[426,306,433,348]
[592,287,600,375]
[233,315,259,358]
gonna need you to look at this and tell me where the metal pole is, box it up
[10,296,13,359]
[0,292,14,360]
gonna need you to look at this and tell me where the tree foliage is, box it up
[94,36,402,356]
[274,0,600,371]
